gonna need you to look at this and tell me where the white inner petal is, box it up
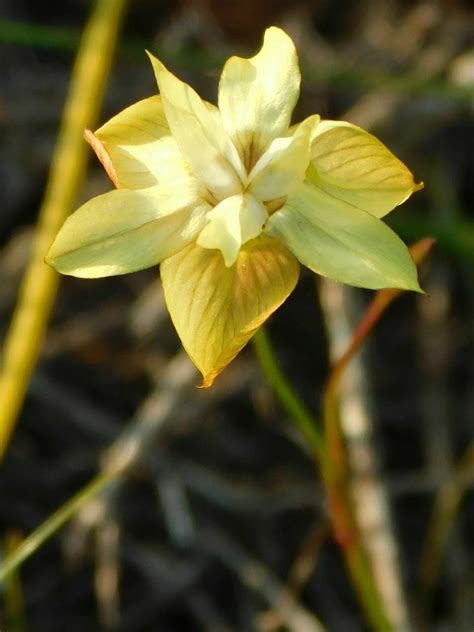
[247,137,293,182]
[246,115,318,202]
[197,193,268,267]
[149,54,246,201]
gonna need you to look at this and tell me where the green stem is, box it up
[253,327,392,631]
[252,328,324,460]
[0,472,114,583]
[3,531,27,632]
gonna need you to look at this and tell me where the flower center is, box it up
[196,118,314,266]
[197,193,268,267]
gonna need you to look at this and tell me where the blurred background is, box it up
[1,0,474,630]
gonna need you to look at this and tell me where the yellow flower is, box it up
[47,27,422,386]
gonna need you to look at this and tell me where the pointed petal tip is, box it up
[309,121,422,217]
[414,180,424,192]
[198,372,218,389]
[146,49,165,79]
[161,236,299,391]
[146,49,165,69]
[43,246,85,278]
[397,273,424,294]
[413,278,426,294]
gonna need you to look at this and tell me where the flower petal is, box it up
[308,121,422,217]
[161,234,299,386]
[218,27,301,168]
[147,52,246,200]
[248,115,319,201]
[197,193,268,267]
[265,182,421,291]
[91,96,188,189]
[46,180,210,278]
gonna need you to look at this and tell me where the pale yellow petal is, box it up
[218,26,301,168]
[161,234,299,386]
[92,96,189,189]
[266,182,421,291]
[239,194,268,243]
[309,120,422,218]
[197,193,268,267]
[46,180,210,278]
[248,115,319,201]
[147,52,246,200]
[197,196,241,268]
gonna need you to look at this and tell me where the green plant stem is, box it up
[252,328,324,461]
[3,531,27,632]
[0,472,115,583]
[0,0,129,461]
[253,327,392,631]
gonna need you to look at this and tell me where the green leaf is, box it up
[266,182,421,291]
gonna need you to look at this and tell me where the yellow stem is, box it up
[0,0,129,461]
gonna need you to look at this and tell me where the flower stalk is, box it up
[252,328,324,461]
